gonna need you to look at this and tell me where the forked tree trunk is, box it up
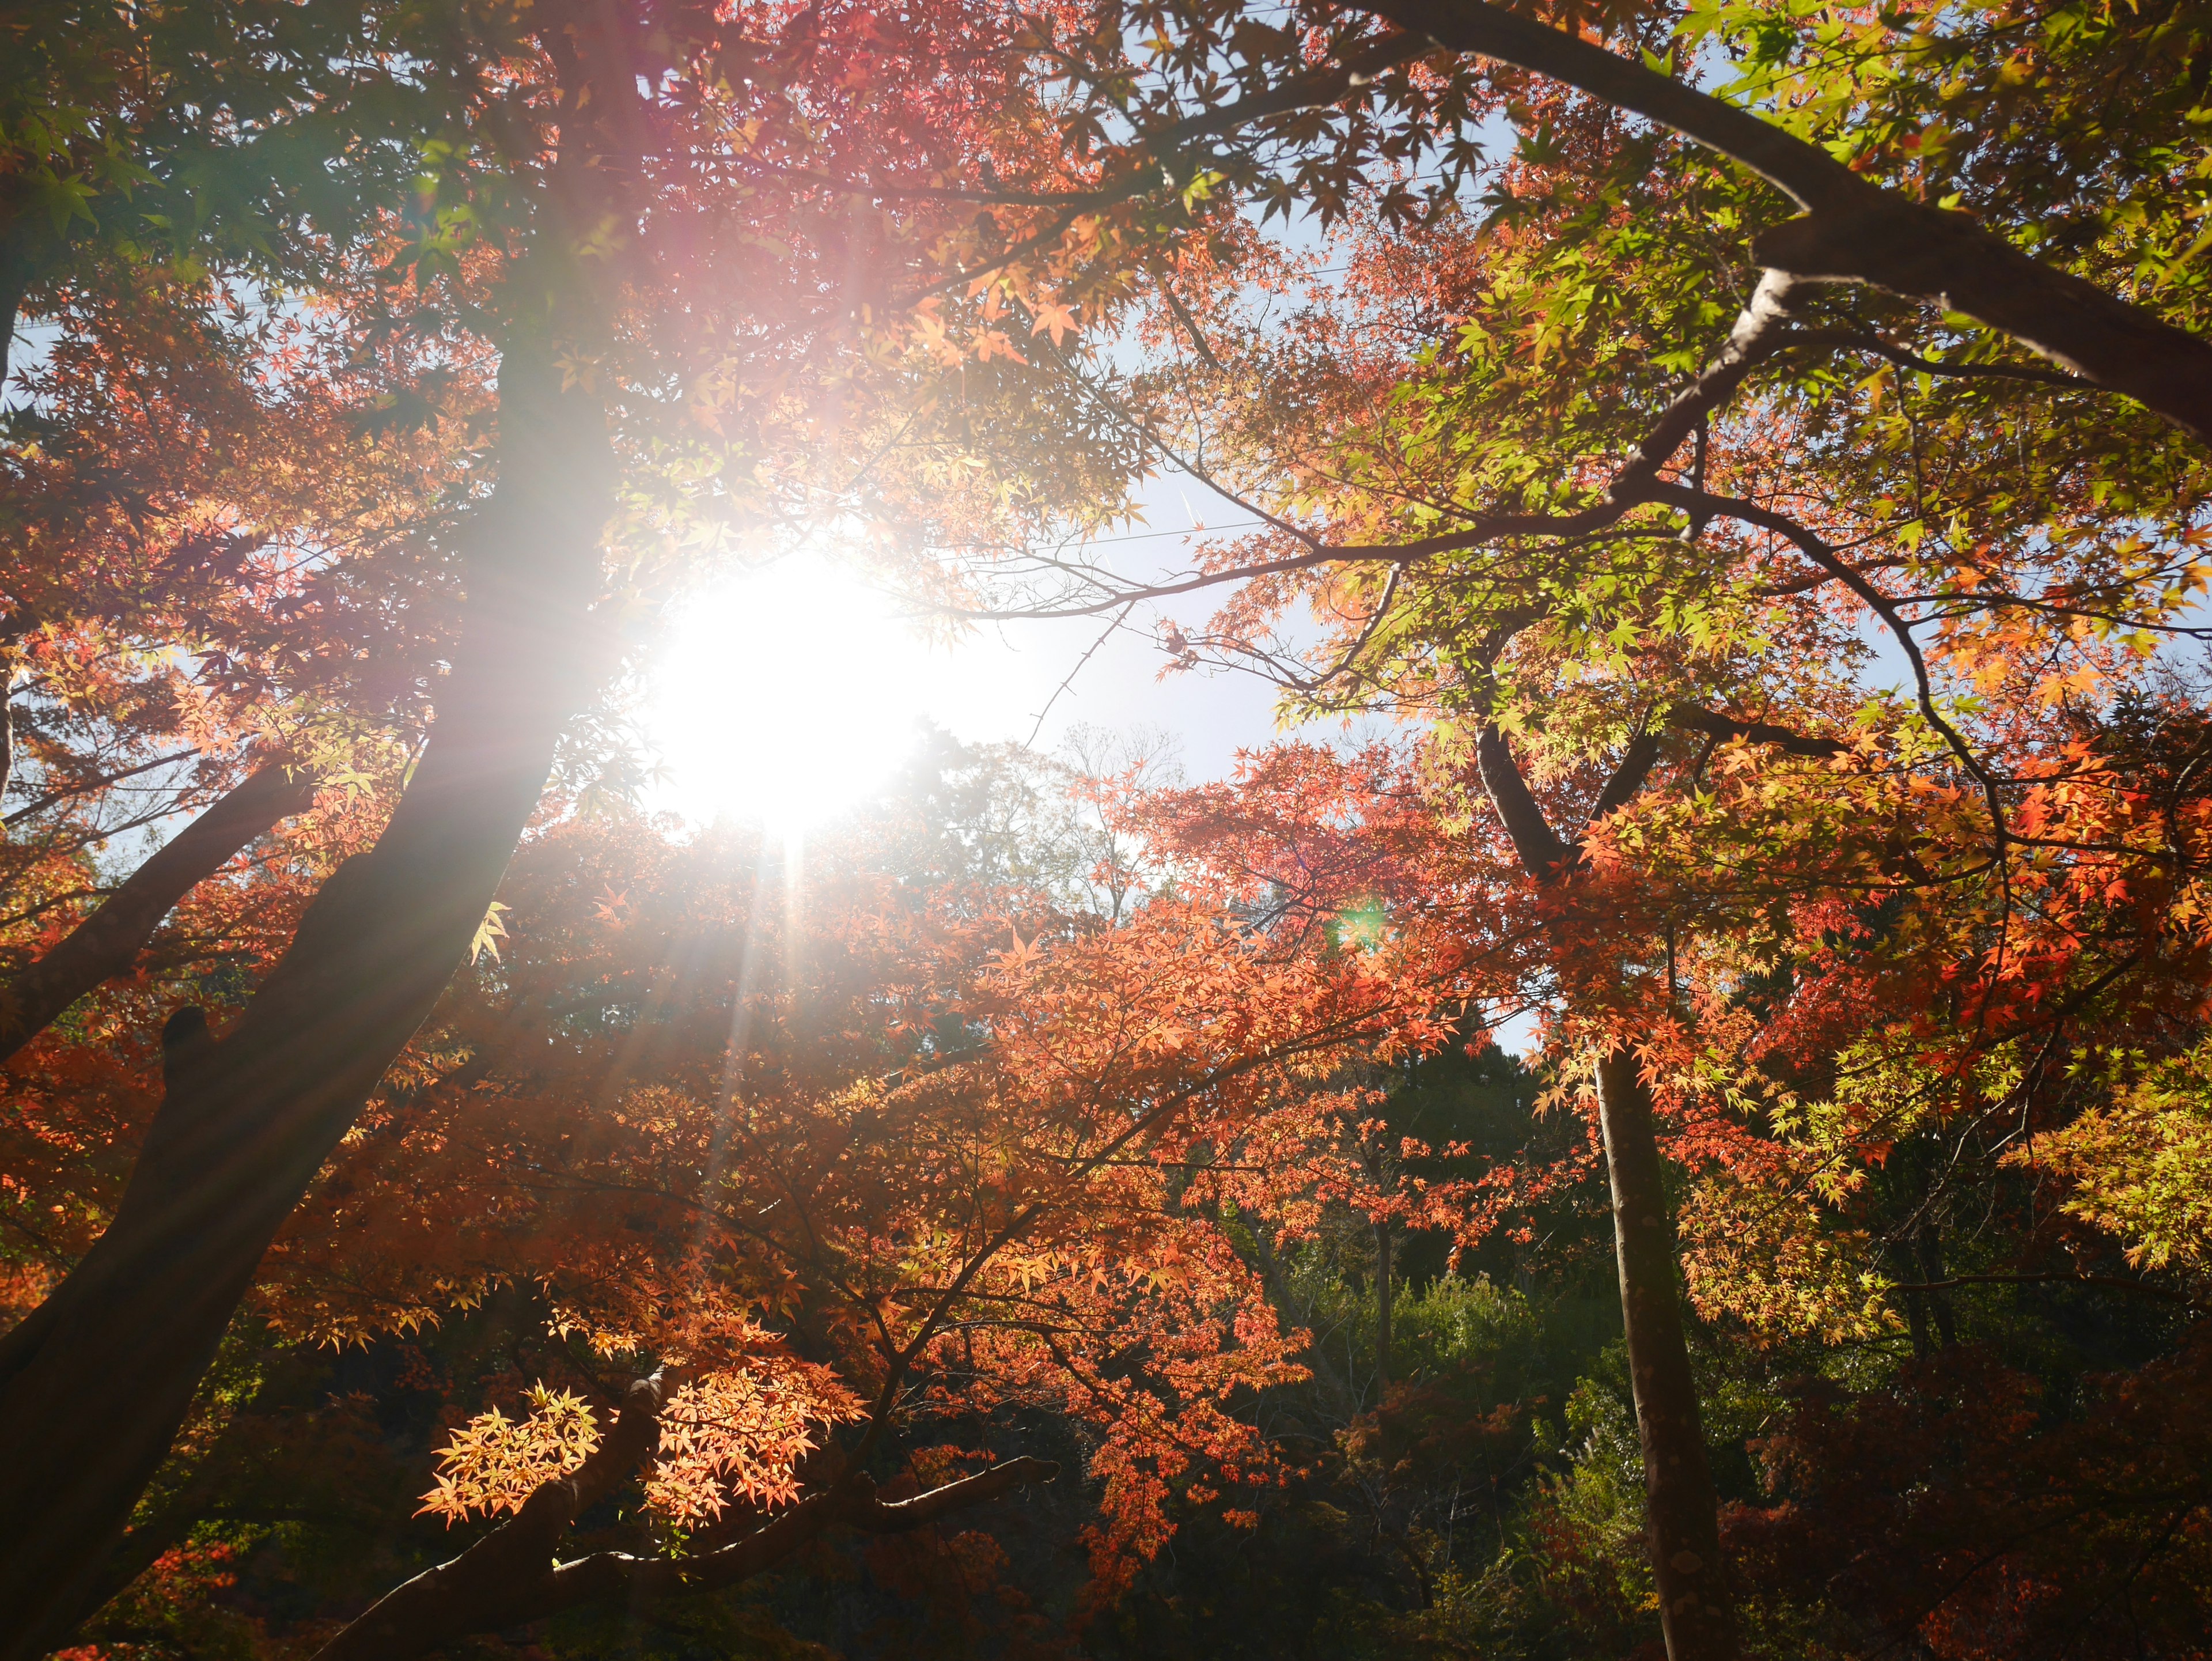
[0,339,614,1658]
[1596,1047,1734,1661]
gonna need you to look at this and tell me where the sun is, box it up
[643,558,953,830]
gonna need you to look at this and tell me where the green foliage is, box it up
[2024,1035,2212,1272]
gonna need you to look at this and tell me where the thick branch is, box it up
[1667,706,1849,759]
[1749,209,2212,441]
[1357,0,2212,441]
[314,1374,673,1661]
[1476,725,1570,880]
[1589,730,1665,824]
[0,763,313,1065]
[1362,0,1861,211]
[1478,718,1674,883]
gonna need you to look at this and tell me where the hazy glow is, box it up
[645,559,957,830]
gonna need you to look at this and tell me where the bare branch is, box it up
[5,747,202,826]
[1888,1272,2194,1306]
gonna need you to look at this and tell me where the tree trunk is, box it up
[1595,1046,1734,1661]
[0,762,315,1064]
[0,338,614,1658]
[0,202,57,398]
[1472,720,1736,1661]
[1915,1220,1957,1348]
[1374,1216,1392,1401]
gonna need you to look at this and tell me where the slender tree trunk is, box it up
[0,762,315,1064]
[1915,1221,1957,1348]
[1889,1236,1934,1359]
[0,653,15,806]
[1474,721,1736,1659]
[0,339,614,1658]
[1374,1217,1392,1401]
[1595,1047,1734,1661]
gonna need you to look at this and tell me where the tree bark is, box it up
[1915,1220,1957,1348]
[0,200,58,400]
[0,762,315,1064]
[1471,722,1737,1661]
[0,658,14,806]
[0,337,615,1659]
[1374,1217,1393,1401]
[1359,0,2212,443]
[1596,1047,1734,1661]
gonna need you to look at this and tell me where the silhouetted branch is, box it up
[316,1368,1055,1661]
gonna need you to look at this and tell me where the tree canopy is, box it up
[5,1,2212,1659]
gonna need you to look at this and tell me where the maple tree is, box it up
[4,741,1467,1655]
[889,2,2212,1656]
[9,0,2212,1655]
[0,0,1300,1640]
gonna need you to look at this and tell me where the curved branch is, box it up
[957,281,1842,629]
[1644,481,2007,842]
[1357,0,2212,440]
[1836,332,2091,391]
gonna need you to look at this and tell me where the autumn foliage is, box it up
[8,0,2212,1658]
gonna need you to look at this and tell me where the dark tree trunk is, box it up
[0,339,614,1658]
[1374,1217,1392,1401]
[0,203,55,399]
[0,762,315,1064]
[0,664,14,807]
[1915,1221,1957,1348]
[1890,1236,1934,1359]
[1596,1047,1734,1661]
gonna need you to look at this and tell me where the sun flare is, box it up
[643,559,953,831]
